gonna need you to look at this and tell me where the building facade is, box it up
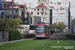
[38,0,49,8]
[1,1,21,19]
[14,4,28,24]
[27,0,50,24]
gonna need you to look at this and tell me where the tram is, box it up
[35,22,51,38]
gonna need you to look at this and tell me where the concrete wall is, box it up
[4,32,9,42]
[27,8,36,16]
[0,32,3,42]
[0,32,9,42]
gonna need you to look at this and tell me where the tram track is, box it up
[31,40,55,50]
[14,40,49,50]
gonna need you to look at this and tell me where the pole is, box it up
[43,18,44,22]
[12,0,14,19]
[29,13,31,33]
[68,2,71,34]
[2,3,4,18]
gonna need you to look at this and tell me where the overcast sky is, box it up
[6,0,75,17]
[6,0,75,25]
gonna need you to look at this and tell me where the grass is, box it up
[0,40,75,50]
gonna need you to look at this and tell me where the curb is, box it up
[0,39,33,45]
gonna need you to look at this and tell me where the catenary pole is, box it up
[12,0,14,19]
[68,2,71,34]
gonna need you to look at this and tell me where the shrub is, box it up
[21,34,35,39]
[66,34,75,40]
[5,29,21,41]
[13,30,21,40]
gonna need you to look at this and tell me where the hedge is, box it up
[5,29,21,41]
[21,34,35,39]
[66,34,75,40]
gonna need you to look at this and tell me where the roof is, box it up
[10,6,21,9]
[27,11,30,13]
[27,7,36,10]
[36,3,47,8]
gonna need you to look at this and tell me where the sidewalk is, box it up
[0,39,33,45]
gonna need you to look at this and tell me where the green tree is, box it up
[50,23,57,30]
[56,22,66,30]
[0,18,8,31]
[0,18,22,41]
[73,18,75,26]
[50,22,66,31]
[0,18,22,31]
[7,19,22,29]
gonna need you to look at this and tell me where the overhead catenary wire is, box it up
[22,0,35,7]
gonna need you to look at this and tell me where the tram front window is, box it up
[36,26,45,34]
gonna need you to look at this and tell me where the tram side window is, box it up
[48,27,50,34]
[46,26,47,30]
[45,26,47,33]
[48,27,49,30]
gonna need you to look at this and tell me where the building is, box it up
[0,0,2,11]
[27,0,50,24]
[1,0,21,19]
[31,16,41,25]
[38,0,49,8]
[35,3,50,23]
[14,4,28,24]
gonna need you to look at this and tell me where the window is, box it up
[4,4,6,8]
[42,9,44,11]
[4,4,6,6]
[31,12,33,14]
[37,9,39,11]
[39,0,40,2]
[37,12,39,15]
[7,4,10,8]
[45,12,46,15]
[25,20,27,23]
[43,0,44,2]
[31,18,32,24]
[41,12,43,15]
[21,8,23,11]
[45,0,46,2]
[22,20,24,23]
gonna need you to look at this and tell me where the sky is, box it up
[6,0,75,25]
[6,0,75,17]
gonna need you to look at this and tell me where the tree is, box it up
[0,18,22,41]
[0,18,8,31]
[73,18,75,26]
[50,23,57,30]
[56,22,66,30]
[0,18,22,31]
[7,19,22,29]
[50,22,66,31]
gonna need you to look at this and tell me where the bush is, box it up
[66,34,75,40]
[5,29,21,41]
[21,34,35,39]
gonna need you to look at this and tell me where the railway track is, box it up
[49,32,67,40]
[33,32,68,40]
